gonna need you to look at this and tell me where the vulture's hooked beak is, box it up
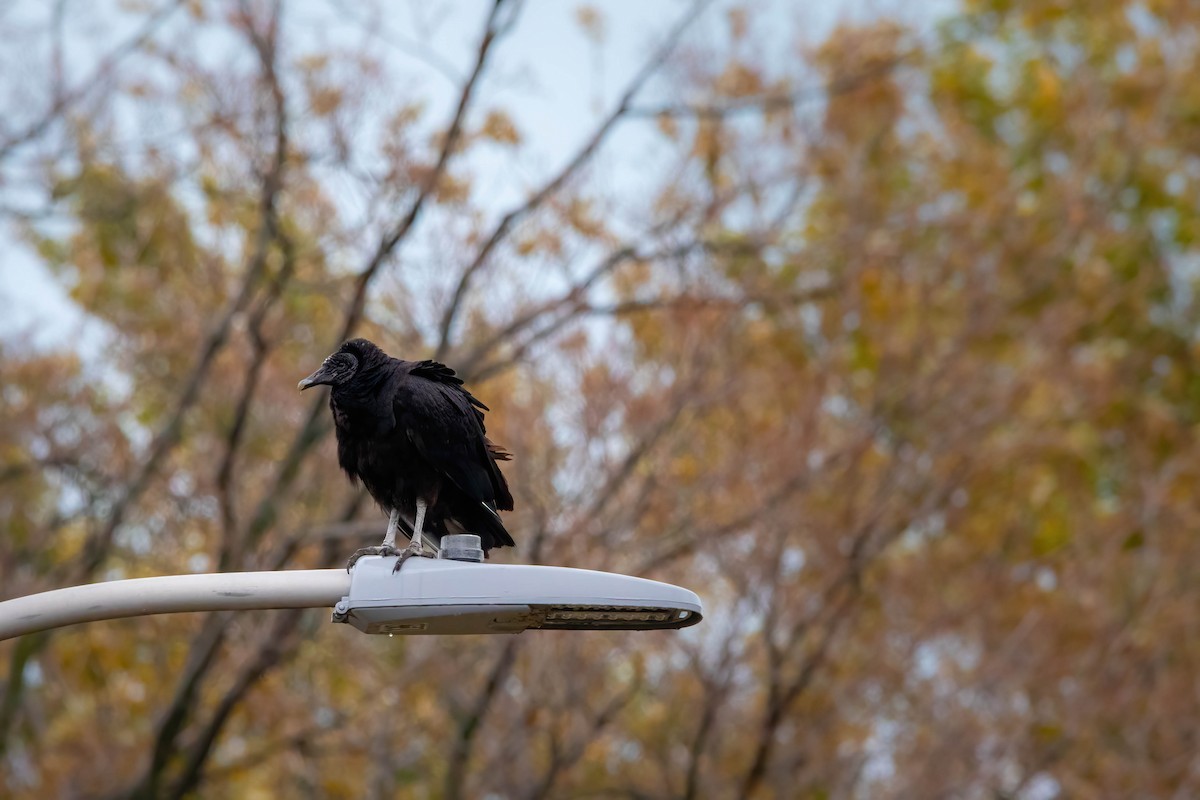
[298,366,332,391]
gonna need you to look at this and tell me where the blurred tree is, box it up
[1,0,1199,798]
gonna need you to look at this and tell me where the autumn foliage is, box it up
[2,0,1200,797]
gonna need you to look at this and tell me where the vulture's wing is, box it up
[409,360,491,429]
[395,362,513,511]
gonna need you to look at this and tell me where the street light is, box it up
[334,553,702,635]
[0,536,703,641]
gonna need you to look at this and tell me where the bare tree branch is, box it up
[166,607,310,800]
[683,643,736,800]
[737,584,857,800]
[74,24,290,582]
[433,0,717,359]
[529,676,643,800]
[328,0,464,86]
[337,0,515,346]
[115,612,234,800]
[0,631,48,763]
[0,0,184,161]
[215,6,297,572]
[444,638,523,800]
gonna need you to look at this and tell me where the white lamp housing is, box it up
[332,554,703,635]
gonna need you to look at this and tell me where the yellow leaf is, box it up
[480,109,521,146]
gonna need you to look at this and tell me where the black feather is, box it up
[315,338,515,553]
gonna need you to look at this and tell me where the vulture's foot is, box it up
[346,545,402,572]
[392,539,436,573]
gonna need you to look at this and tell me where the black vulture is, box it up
[298,338,514,571]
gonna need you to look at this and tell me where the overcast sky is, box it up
[0,0,953,351]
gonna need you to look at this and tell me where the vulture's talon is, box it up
[346,545,401,572]
[391,542,435,573]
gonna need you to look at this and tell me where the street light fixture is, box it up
[0,535,703,641]
[334,552,702,635]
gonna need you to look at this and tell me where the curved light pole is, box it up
[0,542,703,641]
[0,569,350,641]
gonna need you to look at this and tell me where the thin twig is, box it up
[0,0,185,160]
[626,51,914,120]
[336,0,515,346]
[433,0,717,359]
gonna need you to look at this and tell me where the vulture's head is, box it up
[298,338,383,391]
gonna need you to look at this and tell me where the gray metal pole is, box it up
[0,569,351,641]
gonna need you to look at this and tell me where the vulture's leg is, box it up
[345,508,403,571]
[393,497,434,573]
[382,507,401,550]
